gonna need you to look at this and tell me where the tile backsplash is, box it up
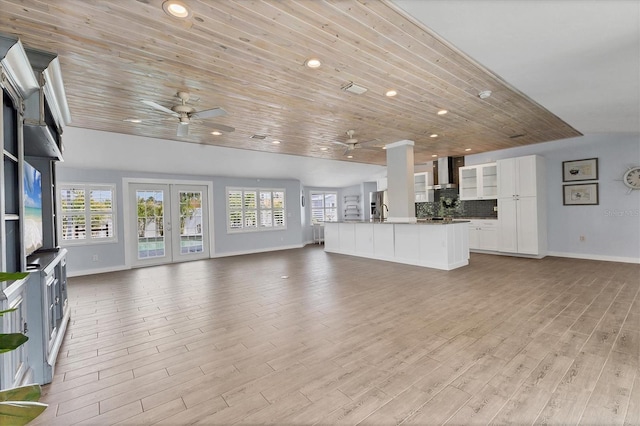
[415,188,497,218]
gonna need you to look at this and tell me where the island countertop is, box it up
[334,219,470,225]
[324,221,469,270]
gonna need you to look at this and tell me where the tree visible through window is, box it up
[60,184,115,243]
[310,192,337,223]
[227,188,286,232]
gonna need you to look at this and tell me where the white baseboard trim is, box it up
[547,251,640,264]
[212,243,305,258]
[68,264,131,277]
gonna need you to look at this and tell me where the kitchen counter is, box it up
[324,221,469,270]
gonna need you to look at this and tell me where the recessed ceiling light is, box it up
[465,148,472,152]
[162,1,191,18]
[385,89,397,97]
[211,131,222,136]
[382,146,387,150]
[305,58,321,68]
[123,118,142,123]
[430,134,438,138]
[320,147,328,151]
[432,154,438,158]
[347,155,353,159]
[478,90,492,99]
[437,109,448,115]
[272,140,281,144]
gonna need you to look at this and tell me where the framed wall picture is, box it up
[562,158,598,182]
[563,183,599,205]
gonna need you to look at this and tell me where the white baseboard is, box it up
[68,264,130,277]
[212,243,305,258]
[547,251,640,264]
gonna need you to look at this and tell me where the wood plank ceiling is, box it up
[0,0,582,165]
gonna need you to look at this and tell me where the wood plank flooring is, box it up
[33,246,639,425]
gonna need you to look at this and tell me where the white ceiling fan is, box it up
[142,91,235,137]
[332,130,380,155]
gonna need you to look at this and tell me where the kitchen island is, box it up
[324,221,469,270]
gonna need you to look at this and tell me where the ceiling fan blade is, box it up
[142,100,177,116]
[209,123,235,133]
[343,146,350,156]
[192,107,227,119]
[177,122,189,137]
[332,141,348,147]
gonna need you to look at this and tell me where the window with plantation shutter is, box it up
[310,191,337,223]
[59,184,116,244]
[226,187,286,232]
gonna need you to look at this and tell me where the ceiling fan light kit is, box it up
[142,90,234,137]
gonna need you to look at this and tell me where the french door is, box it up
[129,183,210,267]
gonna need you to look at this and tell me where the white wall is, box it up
[465,133,640,263]
[57,167,308,275]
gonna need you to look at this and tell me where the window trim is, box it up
[58,183,118,245]
[226,187,287,233]
[310,191,338,223]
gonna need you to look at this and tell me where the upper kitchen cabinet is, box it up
[459,163,497,200]
[497,156,538,199]
[414,172,434,202]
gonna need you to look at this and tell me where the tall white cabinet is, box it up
[497,155,547,257]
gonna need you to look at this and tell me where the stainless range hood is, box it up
[434,157,458,190]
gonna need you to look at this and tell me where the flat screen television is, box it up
[23,161,43,256]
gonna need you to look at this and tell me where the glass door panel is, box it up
[136,189,167,260]
[130,183,209,267]
[178,190,204,255]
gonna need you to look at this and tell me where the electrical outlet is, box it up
[92,254,99,261]
[579,236,585,242]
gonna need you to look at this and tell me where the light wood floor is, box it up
[33,246,639,425]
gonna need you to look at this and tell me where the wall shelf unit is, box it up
[343,194,361,220]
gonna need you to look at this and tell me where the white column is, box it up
[385,140,416,223]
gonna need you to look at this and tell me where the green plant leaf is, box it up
[0,272,29,282]
[0,385,42,403]
[0,308,17,317]
[0,334,28,353]
[0,401,48,425]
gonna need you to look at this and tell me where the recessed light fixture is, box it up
[385,89,397,97]
[430,134,438,138]
[465,148,472,152]
[478,90,492,99]
[437,109,448,115]
[305,58,321,68]
[320,147,328,151]
[382,146,387,150]
[347,155,353,159]
[432,154,438,158]
[211,131,222,136]
[162,1,191,19]
[272,140,281,145]
[123,118,142,123]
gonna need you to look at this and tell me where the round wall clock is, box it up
[623,166,640,191]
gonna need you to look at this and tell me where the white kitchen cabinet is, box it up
[459,163,497,200]
[468,220,498,251]
[497,155,547,257]
[414,172,434,202]
[376,177,387,191]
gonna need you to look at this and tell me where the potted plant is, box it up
[0,272,48,425]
